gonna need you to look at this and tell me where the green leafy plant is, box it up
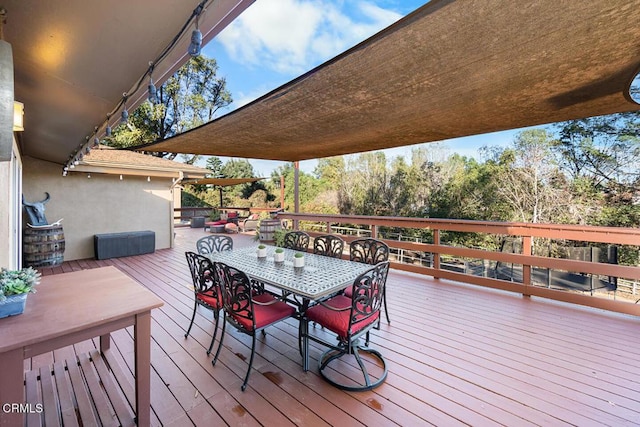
[258,244,266,250]
[0,267,41,301]
[273,229,287,247]
[274,248,284,253]
[294,252,304,258]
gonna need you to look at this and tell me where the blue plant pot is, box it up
[0,293,28,318]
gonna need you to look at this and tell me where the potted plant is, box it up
[256,244,267,258]
[273,247,285,263]
[0,267,41,318]
[293,252,305,268]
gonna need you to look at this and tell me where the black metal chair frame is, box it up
[184,252,222,355]
[313,234,345,259]
[349,238,391,325]
[211,262,295,391]
[283,231,310,252]
[196,234,233,255]
[301,261,390,391]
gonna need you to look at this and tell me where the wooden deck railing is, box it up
[278,213,640,316]
[174,207,215,223]
[174,207,281,224]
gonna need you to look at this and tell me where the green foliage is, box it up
[273,229,287,247]
[0,267,40,300]
[181,190,211,208]
[106,56,231,162]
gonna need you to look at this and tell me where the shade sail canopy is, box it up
[182,177,264,186]
[134,0,640,162]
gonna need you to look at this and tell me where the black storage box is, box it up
[94,231,155,260]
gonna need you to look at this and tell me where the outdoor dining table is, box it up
[206,245,372,367]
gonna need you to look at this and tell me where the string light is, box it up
[121,93,129,123]
[188,9,203,56]
[120,174,123,181]
[148,62,157,104]
[105,114,112,137]
[63,0,211,173]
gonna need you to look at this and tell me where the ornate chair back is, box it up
[313,235,345,259]
[184,251,223,353]
[196,234,233,255]
[349,238,389,265]
[215,262,259,332]
[346,261,390,339]
[283,231,310,252]
[185,251,219,306]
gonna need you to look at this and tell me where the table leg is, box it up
[0,348,24,426]
[134,311,152,426]
[302,319,310,372]
[100,333,111,353]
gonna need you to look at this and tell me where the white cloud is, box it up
[218,0,403,75]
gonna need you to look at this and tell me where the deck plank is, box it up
[52,362,79,427]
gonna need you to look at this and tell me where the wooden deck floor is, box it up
[31,227,640,426]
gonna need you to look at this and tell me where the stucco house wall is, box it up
[22,156,176,261]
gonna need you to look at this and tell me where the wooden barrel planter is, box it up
[23,225,65,267]
[259,219,282,243]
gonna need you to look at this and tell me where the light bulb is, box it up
[120,174,123,180]
[147,176,151,182]
[148,79,157,104]
[188,28,202,56]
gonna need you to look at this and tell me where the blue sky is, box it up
[200,0,532,176]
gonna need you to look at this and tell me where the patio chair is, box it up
[313,234,345,259]
[240,213,260,232]
[196,234,233,255]
[184,252,223,355]
[345,238,391,325]
[301,261,390,391]
[283,231,310,252]
[211,262,296,391]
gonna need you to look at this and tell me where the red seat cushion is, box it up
[196,289,222,309]
[227,212,238,219]
[343,285,354,297]
[231,294,295,331]
[306,295,379,339]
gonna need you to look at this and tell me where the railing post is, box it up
[433,229,441,279]
[523,235,532,297]
[326,222,332,233]
[371,225,378,238]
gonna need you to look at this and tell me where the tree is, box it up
[553,113,640,227]
[108,56,232,161]
[553,113,640,192]
[205,156,224,177]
